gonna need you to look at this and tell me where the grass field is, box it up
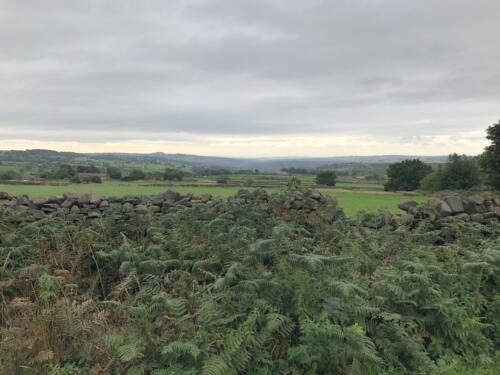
[0,182,427,216]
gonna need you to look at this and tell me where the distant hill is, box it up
[0,149,449,171]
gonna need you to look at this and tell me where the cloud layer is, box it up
[1,0,499,156]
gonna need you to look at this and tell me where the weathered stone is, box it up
[160,190,182,202]
[78,194,91,205]
[444,195,464,213]
[64,192,80,200]
[0,192,11,200]
[124,196,141,205]
[455,213,470,221]
[150,195,165,205]
[398,200,419,212]
[61,199,75,209]
[428,198,452,217]
[0,199,17,207]
[470,213,485,223]
[483,211,496,220]
[200,194,212,203]
[150,205,160,213]
[463,198,478,214]
[16,195,34,207]
[468,194,485,205]
[32,197,49,206]
[31,209,46,219]
[87,194,100,205]
[135,204,148,212]
[122,202,134,210]
[476,204,488,213]
[87,210,101,218]
[99,200,110,208]
[41,207,57,213]
[42,203,60,210]
[483,192,494,201]
[161,206,169,213]
[494,207,500,218]
[309,189,322,201]
[48,196,63,204]
[70,205,81,214]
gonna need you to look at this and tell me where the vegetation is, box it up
[0,188,498,373]
[316,170,337,186]
[107,166,123,180]
[421,154,481,192]
[164,168,185,181]
[480,119,500,189]
[385,159,432,191]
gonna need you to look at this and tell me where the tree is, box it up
[480,119,500,189]
[435,154,480,191]
[0,170,19,181]
[384,159,431,191]
[164,168,184,181]
[54,164,77,179]
[127,169,146,181]
[107,166,122,180]
[316,170,337,186]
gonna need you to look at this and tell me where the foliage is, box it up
[0,170,20,181]
[422,154,481,192]
[385,159,432,191]
[124,169,146,181]
[316,170,337,186]
[480,119,500,189]
[164,168,185,181]
[107,166,122,180]
[0,188,498,373]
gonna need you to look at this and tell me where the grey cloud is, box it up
[0,0,499,150]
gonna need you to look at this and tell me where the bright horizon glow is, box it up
[3,129,488,158]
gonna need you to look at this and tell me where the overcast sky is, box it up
[1,0,499,157]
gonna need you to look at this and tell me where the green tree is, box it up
[384,159,431,191]
[435,154,480,191]
[316,170,337,186]
[480,119,500,189]
[164,168,184,181]
[128,169,146,181]
[54,164,77,179]
[107,166,122,180]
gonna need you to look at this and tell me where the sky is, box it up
[0,0,499,157]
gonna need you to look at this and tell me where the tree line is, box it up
[384,119,500,192]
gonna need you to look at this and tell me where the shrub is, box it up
[164,168,184,181]
[107,166,122,180]
[316,170,337,186]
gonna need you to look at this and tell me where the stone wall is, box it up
[0,188,339,224]
[398,192,500,224]
[0,190,213,223]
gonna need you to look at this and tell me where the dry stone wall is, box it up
[0,190,213,223]
[0,188,339,224]
[397,193,500,224]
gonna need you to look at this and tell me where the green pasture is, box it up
[0,182,427,216]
